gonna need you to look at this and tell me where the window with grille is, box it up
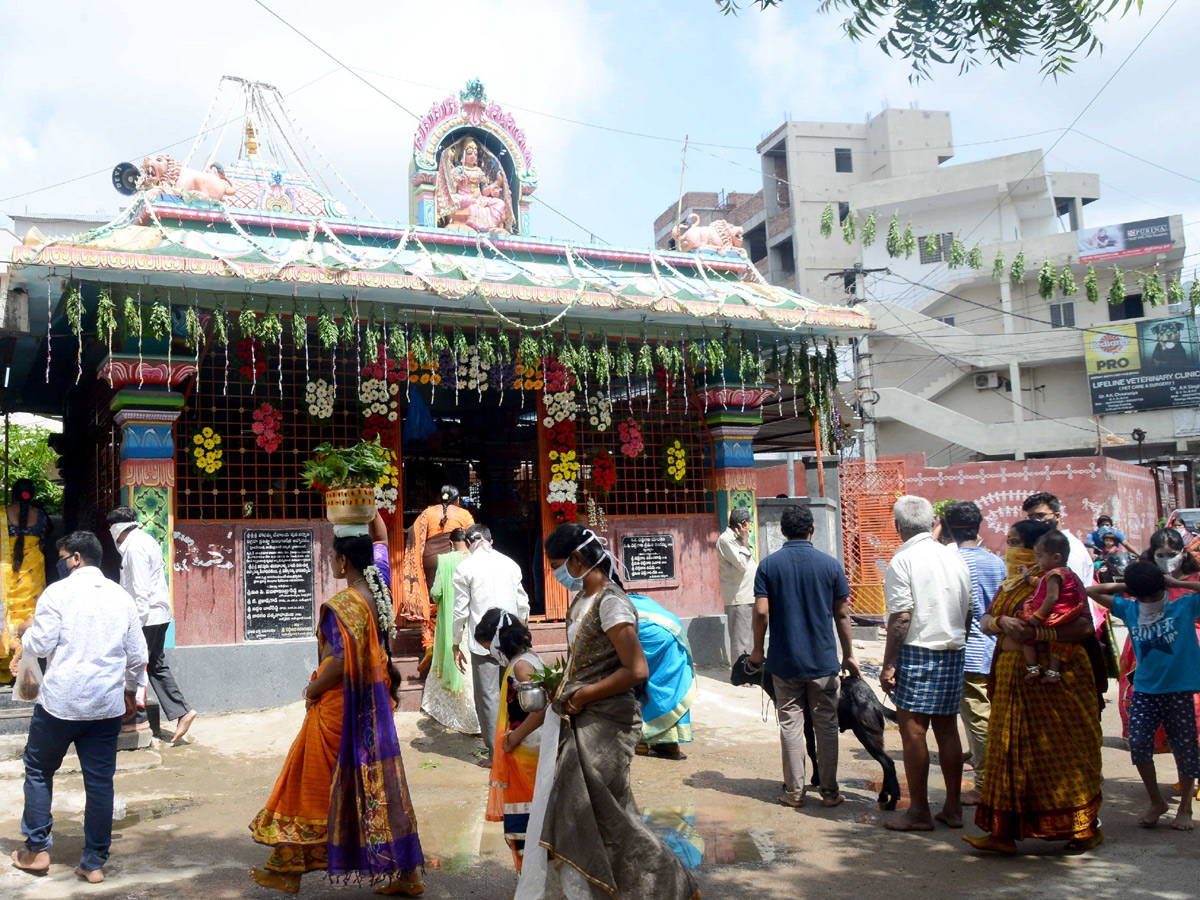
[934,315,956,326]
[834,148,853,173]
[1049,302,1076,329]
[918,232,955,265]
[175,325,371,522]
[574,378,713,519]
[77,381,121,529]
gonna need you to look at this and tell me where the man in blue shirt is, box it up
[750,505,858,809]
[943,501,1005,806]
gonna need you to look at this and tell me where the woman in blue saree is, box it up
[630,594,696,761]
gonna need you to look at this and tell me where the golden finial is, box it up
[244,120,259,158]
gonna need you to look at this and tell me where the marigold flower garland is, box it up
[663,439,687,485]
[190,427,224,481]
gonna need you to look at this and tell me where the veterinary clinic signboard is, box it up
[1077,217,1173,263]
[1084,315,1200,414]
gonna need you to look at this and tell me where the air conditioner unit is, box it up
[974,372,1000,390]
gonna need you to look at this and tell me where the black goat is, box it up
[730,656,900,811]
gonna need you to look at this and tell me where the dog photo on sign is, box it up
[1146,320,1191,369]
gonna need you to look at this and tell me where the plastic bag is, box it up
[14,652,42,703]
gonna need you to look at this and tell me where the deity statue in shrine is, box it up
[434,136,514,234]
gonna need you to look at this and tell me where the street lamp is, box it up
[1132,428,1147,464]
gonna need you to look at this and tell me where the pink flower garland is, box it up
[252,402,283,453]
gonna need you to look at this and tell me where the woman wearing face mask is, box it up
[1117,529,1200,757]
[965,519,1104,855]
[2,479,53,682]
[475,608,545,874]
[515,523,699,900]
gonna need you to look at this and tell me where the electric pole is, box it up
[825,263,886,463]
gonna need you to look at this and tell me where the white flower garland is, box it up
[542,389,576,426]
[586,391,612,431]
[359,377,400,421]
[364,565,396,640]
[547,479,578,505]
[305,378,335,421]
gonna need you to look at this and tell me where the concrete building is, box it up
[653,109,1193,464]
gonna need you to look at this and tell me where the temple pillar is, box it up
[702,384,774,561]
[102,354,195,644]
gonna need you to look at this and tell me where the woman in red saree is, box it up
[249,530,424,895]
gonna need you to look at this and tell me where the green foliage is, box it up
[1085,264,1100,304]
[885,211,902,258]
[213,303,229,347]
[364,314,381,363]
[122,293,141,341]
[931,498,962,520]
[65,286,84,337]
[1141,267,1165,306]
[861,210,877,247]
[518,333,540,369]
[431,327,449,355]
[316,306,338,349]
[452,325,469,360]
[96,289,117,346]
[1037,258,1056,300]
[1058,265,1079,297]
[1009,250,1026,285]
[635,339,654,377]
[147,302,171,341]
[991,249,1005,281]
[496,330,510,361]
[719,1,1145,82]
[901,219,916,259]
[704,335,725,373]
[301,438,391,491]
[1167,274,1185,307]
[614,339,634,378]
[820,201,835,239]
[339,309,355,346]
[410,327,431,369]
[923,230,939,258]
[185,305,202,353]
[238,306,257,340]
[477,330,496,368]
[259,304,283,345]
[1190,277,1200,312]
[2,424,62,514]
[388,324,408,362]
[966,245,983,270]
[291,305,307,348]
[947,236,966,268]
[594,339,613,385]
[1108,266,1125,306]
[841,209,857,243]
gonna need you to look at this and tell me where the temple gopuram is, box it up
[2,78,873,711]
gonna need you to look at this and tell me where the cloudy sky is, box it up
[1,1,1196,264]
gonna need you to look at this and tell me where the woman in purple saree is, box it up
[249,531,424,895]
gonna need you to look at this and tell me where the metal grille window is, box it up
[1049,302,1076,329]
[79,381,121,528]
[574,379,713,519]
[834,148,853,173]
[175,327,368,521]
[918,232,955,265]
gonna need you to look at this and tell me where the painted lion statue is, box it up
[141,153,237,203]
[671,213,746,256]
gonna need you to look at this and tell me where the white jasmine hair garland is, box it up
[364,564,397,640]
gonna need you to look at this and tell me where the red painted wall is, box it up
[600,514,722,619]
[898,454,1157,552]
[172,521,341,647]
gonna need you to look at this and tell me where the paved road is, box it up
[1,642,1195,899]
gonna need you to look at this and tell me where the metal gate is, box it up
[840,460,906,617]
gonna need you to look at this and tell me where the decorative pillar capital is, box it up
[99,353,197,390]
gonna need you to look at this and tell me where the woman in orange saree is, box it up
[965,520,1104,856]
[398,485,474,632]
[249,531,424,895]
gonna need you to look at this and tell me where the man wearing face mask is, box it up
[452,523,530,765]
[106,507,197,745]
[13,531,147,884]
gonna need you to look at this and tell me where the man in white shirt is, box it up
[716,507,757,661]
[880,495,973,834]
[108,507,197,744]
[13,531,147,884]
[451,523,530,763]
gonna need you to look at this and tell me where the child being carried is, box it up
[1019,530,1088,684]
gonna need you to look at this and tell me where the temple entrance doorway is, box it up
[399,387,545,614]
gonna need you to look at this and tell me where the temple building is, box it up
[2,79,873,712]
